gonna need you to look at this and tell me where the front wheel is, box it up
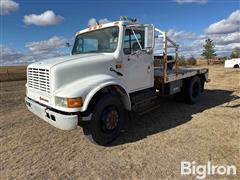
[83,94,124,146]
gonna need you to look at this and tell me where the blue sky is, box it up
[1,0,239,65]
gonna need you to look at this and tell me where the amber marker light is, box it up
[76,32,80,36]
[116,64,123,69]
[67,97,83,108]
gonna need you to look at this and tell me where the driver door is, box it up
[122,28,154,92]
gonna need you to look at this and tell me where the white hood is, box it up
[27,53,117,93]
[28,53,112,70]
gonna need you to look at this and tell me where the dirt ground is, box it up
[0,65,239,179]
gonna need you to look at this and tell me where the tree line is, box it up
[179,38,239,65]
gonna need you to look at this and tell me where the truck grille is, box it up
[28,68,50,93]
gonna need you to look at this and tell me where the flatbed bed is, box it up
[154,66,208,83]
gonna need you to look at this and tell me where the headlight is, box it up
[55,97,83,108]
[55,96,67,107]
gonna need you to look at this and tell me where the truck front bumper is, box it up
[25,97,78,130]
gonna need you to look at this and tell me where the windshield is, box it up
[72,27,119,54]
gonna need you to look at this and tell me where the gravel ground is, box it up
[0,65,239,179]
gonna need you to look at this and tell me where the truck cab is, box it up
[25,18,208,145]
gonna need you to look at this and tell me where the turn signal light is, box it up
[67,97,83,108]
[116,64,123,69]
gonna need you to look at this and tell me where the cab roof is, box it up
[75,21,142,36]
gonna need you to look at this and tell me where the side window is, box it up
[124,29,145,54]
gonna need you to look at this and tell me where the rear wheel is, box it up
[185,76,201,104]
[233,64,239,68]
[83,94,124,146]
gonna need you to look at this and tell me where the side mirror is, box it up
[144,25,154,50]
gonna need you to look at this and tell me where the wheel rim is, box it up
[192,82,200,98]
[100,106,119,133]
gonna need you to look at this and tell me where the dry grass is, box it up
[0,66,27,82]
[0,65,239,179]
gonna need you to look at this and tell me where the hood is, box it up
[28,53,113,70]
[37,53,116,92]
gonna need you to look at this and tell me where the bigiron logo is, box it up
[181,161,237,179]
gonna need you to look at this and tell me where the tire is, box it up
[201,79,205,92]
[185,76,202,104]
[233,64,239,68]
[83,94,124,146]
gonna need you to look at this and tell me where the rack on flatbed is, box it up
[153,28,208,95]
[154,28,179,83]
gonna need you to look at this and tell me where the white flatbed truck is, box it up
[25,17,209,145]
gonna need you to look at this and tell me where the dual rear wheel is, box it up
[186,76,202,104]
[174,76,203,104]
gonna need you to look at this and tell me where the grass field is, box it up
[0,65,239,179]
[0,66,27,82]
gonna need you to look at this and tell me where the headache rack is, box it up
[153,28,209,96]
[154,28,179,83]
